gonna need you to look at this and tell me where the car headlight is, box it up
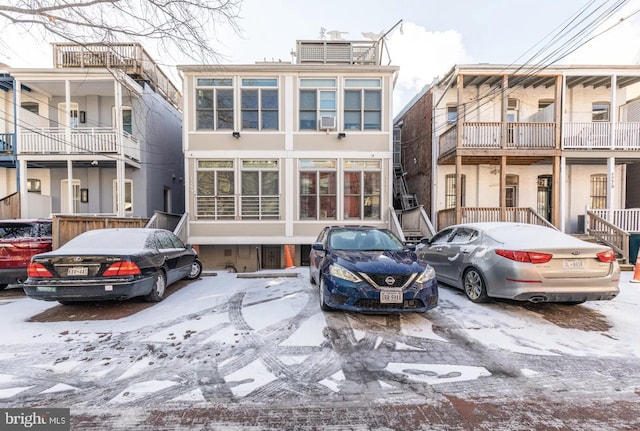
[415,266,436,283]
[329,264,361,282]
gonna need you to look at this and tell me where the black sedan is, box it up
[23,228,202,304]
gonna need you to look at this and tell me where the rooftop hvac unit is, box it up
[319,116,336,130]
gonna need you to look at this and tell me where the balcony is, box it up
[439,122,556,157]
[18,127,140,161]
[0,133,15,155]
[439,121,640,158]
[52,43,181,110]
[563,122,640,149]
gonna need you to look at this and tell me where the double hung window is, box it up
[196,160,235,219]
[445,174,466,209]
[299,160,337,220]
[196,78,233,130]
[241,78,278,130]
[590,174,607,209]
[299,79,337,130]
[241,160,279,219]
[343,160,381,220]
[344,79,381,131]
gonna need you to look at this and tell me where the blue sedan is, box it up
[309,226,438,313]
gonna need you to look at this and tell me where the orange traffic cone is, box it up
[284,245,295,269]
[631,259,640,283]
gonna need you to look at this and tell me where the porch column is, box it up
[455,74,463,224]
[611,75,617,150]
[501,75,508,150]
[14,78,27,216]
[552,156,560,228]
[557,75,565,231]
[500,156,506,221]
[114,79,125,217]
[559,156,566,232]
[19,159,28,217]
[607,156,615,222]
[65,80,74,214]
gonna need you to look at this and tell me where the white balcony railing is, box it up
[563,122,640,150]
[19,127,140,161]
[438,122,555,155]
[439,121,640,153]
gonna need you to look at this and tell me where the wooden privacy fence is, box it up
[0,193,20,219]
[52,215,149,249]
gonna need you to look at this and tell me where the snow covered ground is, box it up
[0,268,638,429]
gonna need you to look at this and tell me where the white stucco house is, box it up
[395,64,640,262]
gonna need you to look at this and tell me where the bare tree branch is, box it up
[0,0,242,64]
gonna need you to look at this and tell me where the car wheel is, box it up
[463,268,489,303]
[184,259,203,280]
[318,277,333,311]
[145,271,167,302]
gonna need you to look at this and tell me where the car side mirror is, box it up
[420,237,431,245]
[405,243,416,251]
[312,242,325,251]
[185,244,193,250]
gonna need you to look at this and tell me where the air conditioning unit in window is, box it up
[319,116,336,130]
[507,98,519,110]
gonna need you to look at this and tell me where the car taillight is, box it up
[27,262,53,278]
[495,249,553,264]
[14,242,51,250]
[596,250,616,263]
[103,261,141,276]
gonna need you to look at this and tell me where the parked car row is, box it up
[7,219,621,312]
[309,222,620,314]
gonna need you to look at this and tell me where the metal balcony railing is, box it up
[52,43,182,110]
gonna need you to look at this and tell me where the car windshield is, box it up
[0,224,34,239]
[329,229,405,251]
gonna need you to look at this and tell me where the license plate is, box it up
[67,266,88,276]
[36,286,56,292]
[563,259,584,269]
[380,289,403,304]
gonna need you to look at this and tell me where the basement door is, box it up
[261,245,281,270]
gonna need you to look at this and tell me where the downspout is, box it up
[13,77,19,193]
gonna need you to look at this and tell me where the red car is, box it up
[0,219,52,290]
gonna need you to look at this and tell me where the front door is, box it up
[537,175,552,221]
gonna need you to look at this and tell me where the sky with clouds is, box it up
[2,0,640,114]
